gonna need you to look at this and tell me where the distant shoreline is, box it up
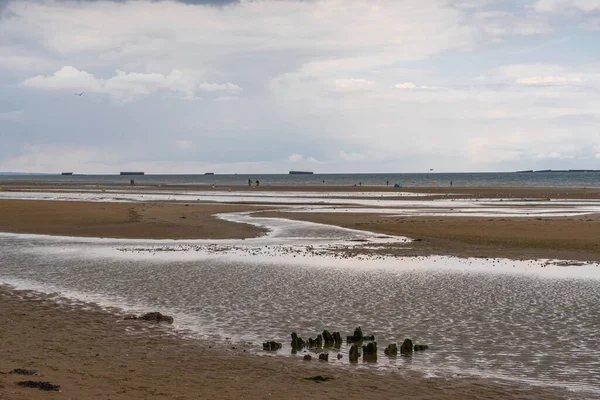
[3,170,600,176]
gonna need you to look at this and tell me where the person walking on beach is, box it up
[386,180,389,186]
[450,180,453,187]
[256,180,260,187]
[248,179,252,187]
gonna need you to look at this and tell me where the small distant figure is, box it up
[75,92,84,96]
[450,180,453,187]
[386,180,389,186]
[130,179,135,186]
[323,180,325,183]
[248,179,252,187]
[359,182,362,186]
[256,180,260,187]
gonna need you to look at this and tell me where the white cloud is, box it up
[22,66,103,92]
[479,63,600,87]
[393,82,444,90]
[198,83,242,94]
[1,0,534,81]
[22,66,242,102]
[339,151,366,161]
[175,140,193,150]
[288,154,318,163]
[516,76,583,84]
[395,82,418,89]
[288,154,305,162]
[333,79,375,92]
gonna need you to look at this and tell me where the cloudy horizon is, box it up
[1,0,600,174]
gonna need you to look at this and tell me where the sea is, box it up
[1,171,600,187]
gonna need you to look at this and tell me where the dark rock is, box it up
[262,341,282,351]
[346,327,375,343]
[308,334,323,348]
[123,314,138,320]
[346,326,363,343]
[332,331,343,347]
[384,344,398,356]
[318,353,329,361]
[349,344,360,363]
[17,381,60,391]
[337,353,342,360]
[362,341,377,362]
[10,369,37,376]
[303,375,331,382]
[303,354,312,361]
[414,344,429,351]
[139,312,174,324]
[291,332,305,351]
[400,338,413,354]
[322,330,334,347]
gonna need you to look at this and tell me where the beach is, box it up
[0,286,572,400]
[1,186,599,261]
[1,184,599,399]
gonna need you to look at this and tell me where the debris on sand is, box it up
[10,368,37,375]
[262,341,282,351]
[17,381,60,391]
[124,312,174,324]
[304,375,331,383]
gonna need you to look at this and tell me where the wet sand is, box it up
[2,180,600,199]
[262,212,600,262]
[0,287,573,400]
[0,200,266,239]
[1,197,599,261]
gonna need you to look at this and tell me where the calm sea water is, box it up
[2,172,600,188]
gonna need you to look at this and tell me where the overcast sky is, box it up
[1,0,600,173]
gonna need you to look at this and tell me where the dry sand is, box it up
[0,287,574,400]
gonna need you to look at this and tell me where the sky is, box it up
[1,0,600,174]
